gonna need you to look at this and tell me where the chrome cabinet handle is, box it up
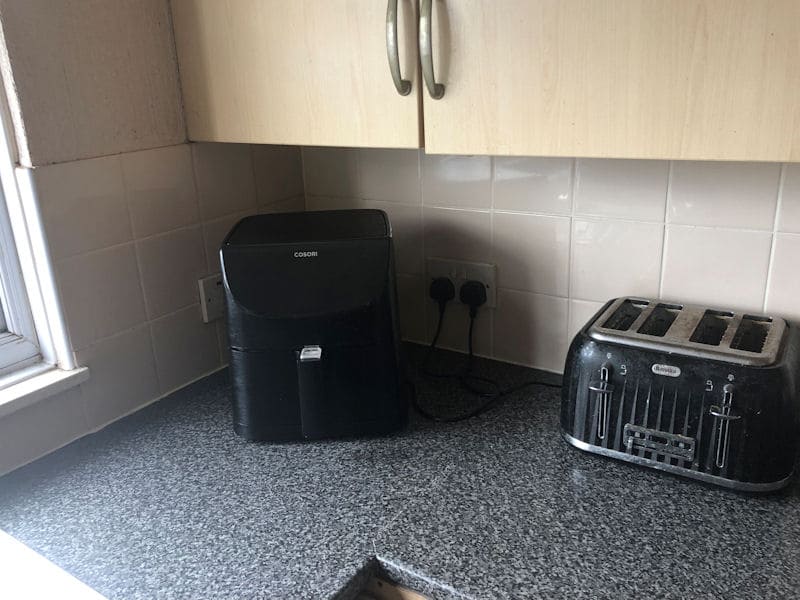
[419,0,444,99]
[386,0,411,96]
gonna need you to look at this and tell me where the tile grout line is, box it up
[565,157,578,346]
[74,301,208,356]
[190,142,226,366]
[419,149,430,343]
[488,156,495,357]
[54,221,210,265]
[299,146,308,210]
[657,161,673,299]
[762,162,786,313]
[247,143,260,215]
[118,153,163,393]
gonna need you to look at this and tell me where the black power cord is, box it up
[414,278,562,423]
[422,277,456,379]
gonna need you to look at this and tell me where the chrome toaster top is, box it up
[561,297,800,492]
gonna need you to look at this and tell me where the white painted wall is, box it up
[0,0,185,166]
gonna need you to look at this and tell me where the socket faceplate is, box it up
[198,273,225,323]
[426,257,497,308]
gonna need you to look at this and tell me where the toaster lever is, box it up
[590,364,613,440]
[588,382,615,393]
[708,407,741,421]
[710,384,738,469]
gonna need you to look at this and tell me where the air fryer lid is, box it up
[222,211,391,318]
[225,210,389,246]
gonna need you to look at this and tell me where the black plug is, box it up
[460,280,487,318]
[429,277,455,313]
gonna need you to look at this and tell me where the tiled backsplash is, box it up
[0,143,303,474]
[4,142,800,475]
[303,148,800,374]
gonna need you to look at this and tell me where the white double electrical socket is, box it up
[426,257,497,308]
[198,273,225,323]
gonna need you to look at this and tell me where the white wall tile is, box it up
[493,290,568,372]
[362,200,423,275]
[252,145,304,207]
[57,244,147,350]
[262,195,305,213]
[661,225,772,312]
[493,212,570,296]
[150,305,220,394]
[426,299,491,356]
[0,387,87,476]
[569,299,606,341]
[777,164,800,233]
[494,157,572,214]
[357,149,420,204]
[575,159,668,221]
[571,219,663,302]
[305,195,361,211]
[136,226,208,319]
[36,154,131,260]
[422,155,491,209]
[668,161,780,230]
[765,233,800,320]
[302,147,358,198]
[77,325,160,430]
[121,144,199,238]
[423,208,491,262]
[396,274,426,343]
[192,143,257,220]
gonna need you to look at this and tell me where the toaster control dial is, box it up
[588,364,614,441]
[709,384,740,469]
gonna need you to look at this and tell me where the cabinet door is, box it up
[422,0,800,161]
[172,0,421,148]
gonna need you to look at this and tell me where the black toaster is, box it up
[561,297,800,492]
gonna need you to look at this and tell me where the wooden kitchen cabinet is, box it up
[173,0,800,162]
[171,0,422,148]
[421,0,800,161]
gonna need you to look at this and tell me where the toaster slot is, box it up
[601,299,648,331]
[637,303,682,337]
[690,309,733,346]
[730,315,771,353]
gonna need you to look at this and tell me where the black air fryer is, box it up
[220,209,406,441]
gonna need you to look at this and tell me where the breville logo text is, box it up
[294,250,318,258]
[651,363,681,378]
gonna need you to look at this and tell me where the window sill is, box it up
[0,364,89,419]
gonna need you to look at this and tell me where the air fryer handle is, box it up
[297,346,326,439]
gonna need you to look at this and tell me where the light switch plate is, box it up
[426,257,497,308]
[198,273,225,323]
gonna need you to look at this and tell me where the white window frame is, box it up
[0,88,87,418]
[0,177,42,376]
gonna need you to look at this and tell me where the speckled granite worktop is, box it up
[1,344,800,599]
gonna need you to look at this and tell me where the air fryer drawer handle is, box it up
[297,345,325,439]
